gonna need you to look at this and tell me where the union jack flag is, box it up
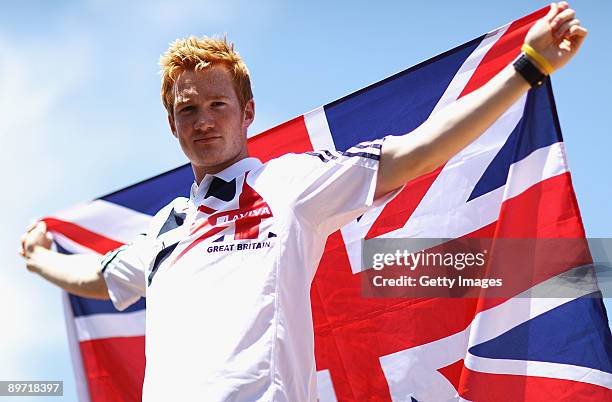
[46,7,612,401]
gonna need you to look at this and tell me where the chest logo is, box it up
[171,172,273,265]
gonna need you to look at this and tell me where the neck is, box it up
[192,150,249,184]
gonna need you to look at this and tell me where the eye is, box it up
[211,101,225,107]
[179,105,195,114]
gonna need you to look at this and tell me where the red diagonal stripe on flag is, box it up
[365,8,547,240]
[43,217,124,254]
[459,7,548,97]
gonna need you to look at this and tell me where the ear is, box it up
[168,113,178,138]
[242,99,255,131]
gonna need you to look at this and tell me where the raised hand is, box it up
[524,2,588,74]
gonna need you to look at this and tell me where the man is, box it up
[20,3,587,401]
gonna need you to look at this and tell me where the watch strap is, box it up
[513,53,546,88]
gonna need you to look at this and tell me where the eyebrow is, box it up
[174,94,231,108]
[174,99,192,108]
[206,94,231,101]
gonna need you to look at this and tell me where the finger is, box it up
[551,8,576,30]
[25,220,39,233]
[556,18,580,38]
[560,26,587,53]
[33,221,48,235]
[570,25,588,38]
[569,26,588,50]
[19,237,26,257]
[545,3,559,22]
[550,2,570,18]
[28,222,47,239]
[557,1,569,12]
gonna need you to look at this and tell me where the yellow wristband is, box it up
[521,44,554,75]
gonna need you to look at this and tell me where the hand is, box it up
[524,2,588,73]
[19,221,53,262]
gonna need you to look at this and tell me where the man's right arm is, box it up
[19,222,110,300]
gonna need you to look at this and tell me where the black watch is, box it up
[513,53,547,88]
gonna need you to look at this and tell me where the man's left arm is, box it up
[376,2,587,198]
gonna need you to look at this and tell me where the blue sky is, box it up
[1,1,610,401]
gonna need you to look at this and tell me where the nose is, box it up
[194,111,214,131]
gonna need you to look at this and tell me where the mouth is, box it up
[194,136,222,144]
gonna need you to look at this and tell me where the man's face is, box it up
[168,65,254,178]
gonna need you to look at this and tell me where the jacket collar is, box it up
[189,157,262,202]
